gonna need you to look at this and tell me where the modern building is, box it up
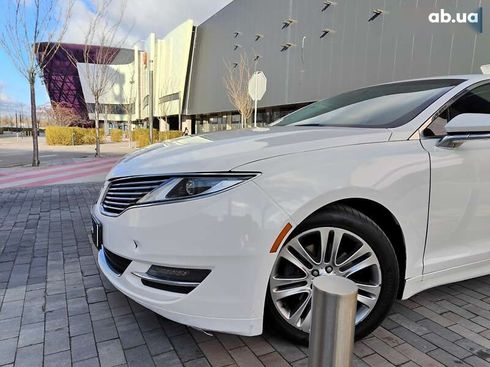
[39,20,195,131]
[40,0,490,134]
[39,43,134,123]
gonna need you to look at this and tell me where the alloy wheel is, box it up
[269,227,382,332]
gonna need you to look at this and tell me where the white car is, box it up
[92,75,490,343]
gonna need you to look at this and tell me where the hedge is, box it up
[110,128,123,143]
[46,126,105,146]
[131,129,183,148]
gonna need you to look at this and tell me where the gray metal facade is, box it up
[187,0,490,116]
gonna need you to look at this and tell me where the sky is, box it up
[0,0,233,114]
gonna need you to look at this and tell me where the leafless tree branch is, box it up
[64,0,129,157]
[223,54,253,128]
[0,0,73,166]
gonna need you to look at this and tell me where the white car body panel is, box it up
[93,75,490,336]
[421,138,490,273]
[238,140,430,281]
[95,181,291,335]
[108,127,392,178]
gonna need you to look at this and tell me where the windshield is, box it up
[275,79,464,128]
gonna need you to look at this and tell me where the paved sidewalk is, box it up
[0,157,121,189]
[0,134,134,168]
[1,184,490,366]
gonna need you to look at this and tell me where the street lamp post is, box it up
[147,34,156,144]
[148,61,154,144]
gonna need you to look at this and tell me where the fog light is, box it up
[147,265,211,283]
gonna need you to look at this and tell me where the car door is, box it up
[421,83,490,274]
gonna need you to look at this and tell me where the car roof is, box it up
[385,74,490,83]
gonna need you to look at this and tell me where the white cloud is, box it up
[0,82,11,103]
[0,82,29,114]
[63,0,233,46]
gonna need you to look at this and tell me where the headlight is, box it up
[137,174,256,204]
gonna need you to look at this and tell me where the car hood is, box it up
[108,126,392,179]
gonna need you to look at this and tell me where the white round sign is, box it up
[248,71,267,101]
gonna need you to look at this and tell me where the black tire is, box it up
[265,204,400,345]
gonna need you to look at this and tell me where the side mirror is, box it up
[437,113,490,148]
[445,113,490,134]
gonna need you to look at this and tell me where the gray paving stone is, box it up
[184,358,211,367]
[87,287,107,304]
[0,337,18,365]
[115,315,145,349]
[171,333,204,362]
[0,300,24,320]
[97,339,126,367]
[260,351,291,367]
[68,297,90,316]
[90,301,112,321]
[45,327,70,355]
[93,317,119,342]
[45,308,68,331]
[22,304,44,324]
[389,314,430,335]
[464,355,490,367]
[428,348,471,367]
[363,337,409,365]
[265,335,306,363]
[15,343,44,367]
[72,333,98,362]
[242,336,275,356]
[418,318,463,342]
[69,313,93,337]
[45,294,67,312]
[390,326,438,353]
[423,332,472,359]
[153,351,183,367]
[3,183,490,367]
[44,350,72,367]
[73,357,100,367]
[229,346,263,367]
[0,316,21,341]
[134,310,160,332]
[3,285,26,302]
[198,339,234,367]
[124,345,155,367]
[18,321,44,347]
[142,329,173,356]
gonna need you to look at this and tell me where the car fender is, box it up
[238,140,430,280]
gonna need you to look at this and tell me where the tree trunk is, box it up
[29,78,40,167]
[241,113,245,129]
[128,116,132,148]
[94,99,101,157]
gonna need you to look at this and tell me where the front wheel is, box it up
[266,205,399,344]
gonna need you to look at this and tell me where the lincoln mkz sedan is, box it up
[92,75,490,343]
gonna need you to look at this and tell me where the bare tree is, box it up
[66,0,128,157]
[224,54,253,128]
[0,0,73,166]
[158,77,178,132]
[43,101,80,126]
[122,68,136,147]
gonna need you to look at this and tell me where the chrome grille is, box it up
[101,176,168,215]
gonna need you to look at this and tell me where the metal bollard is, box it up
[309,276,358,367]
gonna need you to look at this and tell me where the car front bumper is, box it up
[93,181,292,336]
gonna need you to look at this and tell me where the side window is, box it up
[423,84,490,137]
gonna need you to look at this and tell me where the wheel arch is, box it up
[304,198,407,299]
